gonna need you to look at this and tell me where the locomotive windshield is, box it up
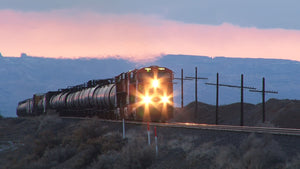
[138,71,171,82]
[157,72,171,79]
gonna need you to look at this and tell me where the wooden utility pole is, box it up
[250,77,278,123]
[262,77,265,122]
[210,73,220,125]
[216,73,219,125]
[195,67,198,119]
[174,69,194,109]
[185,67,208,120]
[206,74,255,126]
[181,69,184,109]
[240,74,244,126]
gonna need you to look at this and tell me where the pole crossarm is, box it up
[205,82,256,90]
[185,76,208,80]
[174,78,194,80]
[248,77,278,123]
[249,89,278,94]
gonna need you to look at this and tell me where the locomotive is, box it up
[17,66,174,122]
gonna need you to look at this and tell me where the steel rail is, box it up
[59,117,300,136]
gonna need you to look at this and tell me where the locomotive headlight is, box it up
[143,95,152,104]
[162,96,169,103]
[152,79,159,88]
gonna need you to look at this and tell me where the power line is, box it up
[206,74,256,126]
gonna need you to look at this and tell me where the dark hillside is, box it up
[173,99,300,129]
[268,99,300,128]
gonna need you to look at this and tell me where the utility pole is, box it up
[206,74,255,126]
[185,67,208,121]
[181,69,183,108]
[240,74,244,126]
[262,78,265,122]
[216,73,219,125]
[174,69,193,109]
[195,67,198,119]
[250,77,278,123]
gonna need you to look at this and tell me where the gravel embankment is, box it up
[1,117,300,169]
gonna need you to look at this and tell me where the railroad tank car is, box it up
[16,66,174,122]
[16,99,33,117]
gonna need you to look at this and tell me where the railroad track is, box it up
[164,122,300,136]
[131,121,300,136]
[61,117,300,136]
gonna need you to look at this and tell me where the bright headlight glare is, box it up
[143,96,152,104]
[162,96,169,103]
[152,79,159,88]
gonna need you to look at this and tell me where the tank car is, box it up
[16,66,174,122]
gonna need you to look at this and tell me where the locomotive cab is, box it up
[116,66,174,122]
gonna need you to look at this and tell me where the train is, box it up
[16,66,174,122]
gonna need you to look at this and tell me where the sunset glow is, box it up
[1,10,300,62]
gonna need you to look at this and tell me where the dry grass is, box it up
[153,133,288,169]
[186,142,219,169]
[88,132,155,169]
[2,116,300,169]
[285,154,300,169]
[3,117,126,169]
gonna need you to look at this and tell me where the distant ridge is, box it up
[0,54,300,117]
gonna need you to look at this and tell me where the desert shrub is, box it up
[184,134,285,169]
[28,145,77,169]
[57,133,125,169]
[33,129,62,157]
[95,132,124,152]
[113,135,155,169]
[37,115,63,133]
[4,117,66,169]
[285,154,300,169]
[5,129,63,169]
[48,145,99,169]
[166,135,196,152]
[214,145,241,169]
[85,132,153,169]
[4,136,38,169]
[207,133,285,169]
[87,151,120,169]
[239,134,285,169]
[65,119,108,147]
[186,142,218,169]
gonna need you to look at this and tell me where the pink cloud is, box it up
[1,10,300,62]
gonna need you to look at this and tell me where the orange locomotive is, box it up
[17,66,174,122]
[115,66,174,121]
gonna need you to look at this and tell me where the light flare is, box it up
[161,95,170,104]
[142,95,152,104]
[152,79,159,88]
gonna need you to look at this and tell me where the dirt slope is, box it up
[173,99,300,129]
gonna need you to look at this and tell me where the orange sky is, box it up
[1,10,300,62]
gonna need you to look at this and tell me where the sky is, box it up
[1,0,300,62]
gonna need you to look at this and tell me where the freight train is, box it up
[16,66,174,122]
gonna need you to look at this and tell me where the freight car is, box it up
[17,66,174,122]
